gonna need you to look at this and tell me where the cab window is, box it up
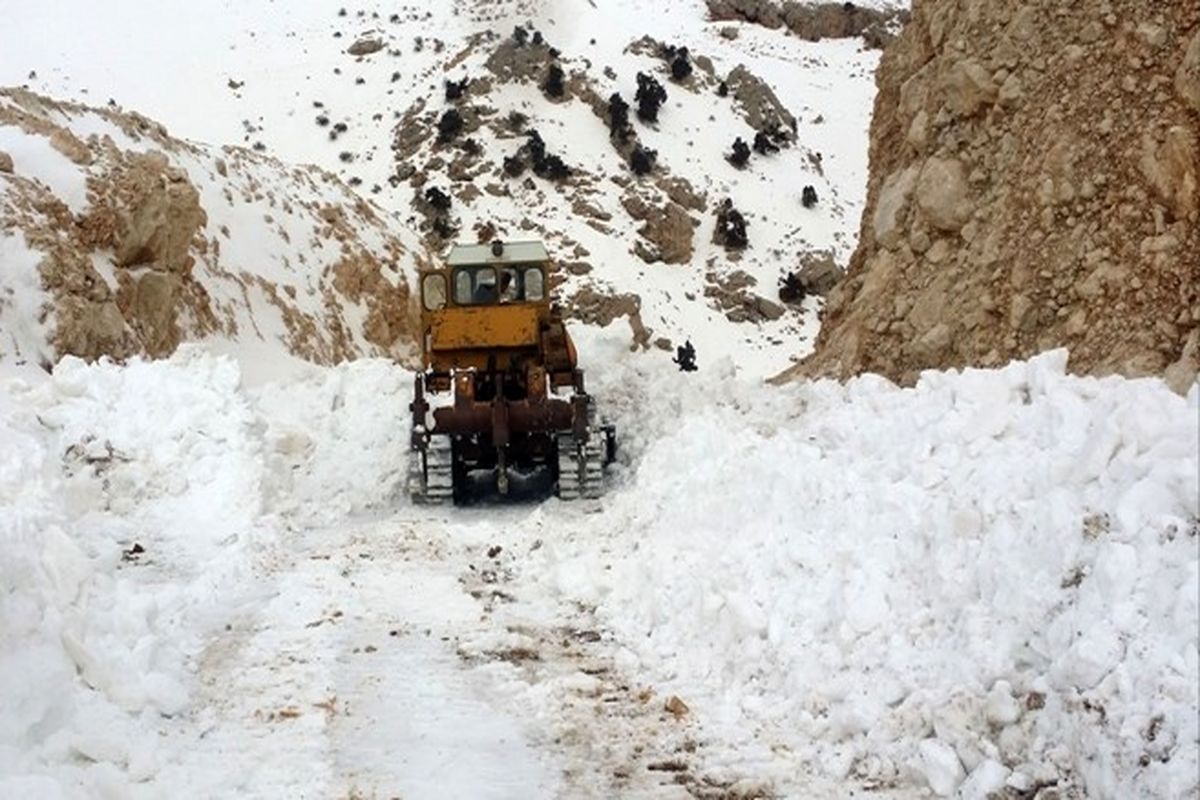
[524,267,544,301]
[499,268,520,303]
[421,273,447,310]
[453,266,497,305]
[451,264,546,305]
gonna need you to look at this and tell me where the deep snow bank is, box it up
[2,344,1196,798]
[541,351,1199,798]
[0,348,408,795]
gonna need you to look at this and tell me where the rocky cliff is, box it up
[786,0,1199,392]
[0,89,416,368]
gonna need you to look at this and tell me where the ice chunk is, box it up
[916,738,964,796]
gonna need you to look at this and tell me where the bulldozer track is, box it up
[409,436,454,505]
[557,433,605,501]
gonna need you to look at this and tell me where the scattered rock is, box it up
[49,128,92,165]
[754,295,785,321]
[347,37,385,56]
[793,250,844,296]
[568,287,650,349]
[1139,126,1198,220]
[98,150,207,274]
[939,59,997,118]
[1164,328,1199,395]
[624,195,695,264]
[664,695,690,718]
[872,166,919,249]
[723,65,796,136]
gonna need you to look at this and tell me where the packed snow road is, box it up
[1,346,1197,798]
[162,506,745,799]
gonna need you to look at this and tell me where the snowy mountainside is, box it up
[1,0,885,376]
[0,89,417,369]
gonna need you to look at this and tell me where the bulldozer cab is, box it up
[417,241,573,381]
[421,243,548,310]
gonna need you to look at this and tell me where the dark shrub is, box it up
[437,109,463,143]
[634,72,667,123]
[727,137,751,168]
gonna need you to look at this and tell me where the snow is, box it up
[535,350,1199,797]
[0,126,89,213]
[1,346,1195,797]
[0,230,53,366]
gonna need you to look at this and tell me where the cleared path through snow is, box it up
[159,506,753,799]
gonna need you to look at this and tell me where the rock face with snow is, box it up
[0,89,416,367]
[705,0,908,48]
[791,0,1200,392]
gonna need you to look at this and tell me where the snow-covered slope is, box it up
[1,0,885,377]
[0,89,416,369]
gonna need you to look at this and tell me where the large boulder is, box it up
[915,157,970,232]
[108,151,207,273]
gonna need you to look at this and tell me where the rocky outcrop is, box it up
[787,0,1200,391]
[567,286,651,350]
[794,249,844,296]
[1178,29,1200,111]
[331,250,417,350]
[707,1,909,48]
[623,193,696,264]
[68,150,211,357]
[724,65,797,136]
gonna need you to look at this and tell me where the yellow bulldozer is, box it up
[407,240,616,504]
